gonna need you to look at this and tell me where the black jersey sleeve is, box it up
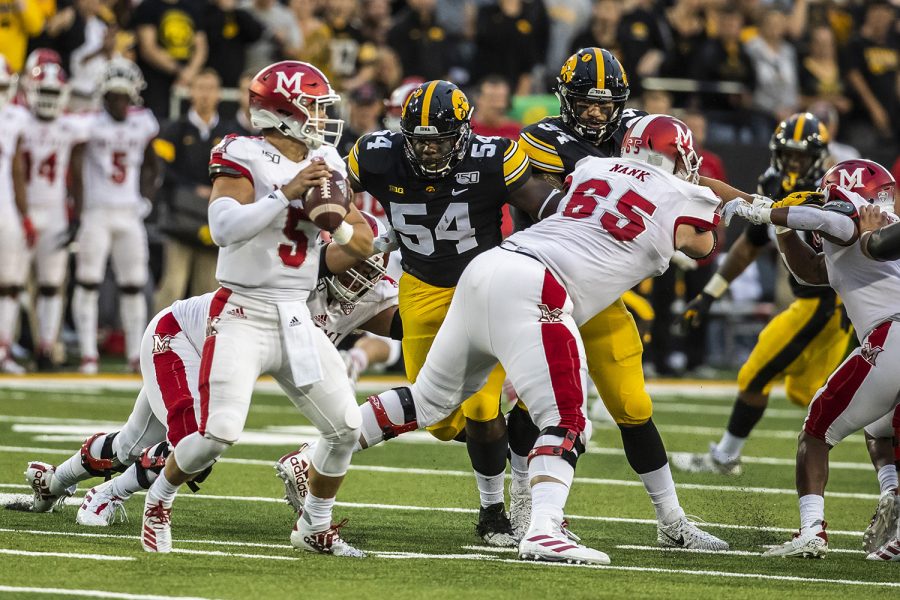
[347,129,398,187]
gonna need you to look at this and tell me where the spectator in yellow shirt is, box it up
[0,0,46,71]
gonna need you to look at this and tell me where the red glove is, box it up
[22,216,37,248]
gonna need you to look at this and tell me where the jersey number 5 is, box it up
[278,205,309,268]
[562,179,656,242]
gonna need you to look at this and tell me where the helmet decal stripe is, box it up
[594,48,604,89]
[420,80,440,127]
[793,114,806,142]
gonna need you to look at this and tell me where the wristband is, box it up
[757,207,773,224]
[703,273,729,299]
[332,221,354,245]
[270,188,289,207]
[774,225,791,235]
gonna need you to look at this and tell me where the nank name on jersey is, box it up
[519,109,647,177]
[208,134,346,301]
[20,112,89,210]
[0,104,30,215]
[81,107,159,209]
[348,130,530,287]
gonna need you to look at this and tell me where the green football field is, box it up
[0,375,896,599]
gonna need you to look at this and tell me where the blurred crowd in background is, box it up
[2,0,900,376]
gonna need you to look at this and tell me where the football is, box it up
[305,169,350,232]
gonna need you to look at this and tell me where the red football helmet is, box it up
[383,77,425,132]
[325,211,389,305]
[0,54,18,110]
[26,62,70,119]
[620,114,703,184]
[249,61,343,149]
[25,48,62,74]
[821,159,896,212]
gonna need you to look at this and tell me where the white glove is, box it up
[723,199,772,226]
[670,250,699,271]
[750,194,774,209]
[373,226,399,254]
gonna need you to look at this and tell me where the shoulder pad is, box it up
[495,137,530,189]
[822,199,859,220]
[518,124,564,174]
[350,130,400,180]
[209,135,255,184]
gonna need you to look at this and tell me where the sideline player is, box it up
[20,63,88,370]
[725,159,900,559]
[69,58,160,374]
[347,80,554,546]
[139,61,373,556]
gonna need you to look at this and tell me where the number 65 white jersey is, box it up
[504,156,721,325]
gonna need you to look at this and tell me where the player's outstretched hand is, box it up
[680,292,715,330]
[281,158,331,201]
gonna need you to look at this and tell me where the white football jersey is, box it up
[307,276,399,345]
[209,135,347,302]
[21,112,89,210]
[821,190,900,340]
[0,104,31,216]
[505,156,721,325]
[81,108,159,209]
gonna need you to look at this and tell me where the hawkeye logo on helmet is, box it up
[275,71,303,98]
[838,167,865,189]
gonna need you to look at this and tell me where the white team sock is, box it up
[109,465,143,500]
[509,451,530,489]
[0,296,19,352]
[639,463,685,525]
[303,492,335,532]
[799,494,825,531]
[36,294,63,350]
[73,286,99,360]
[877,464,899,495]
[51,453,90,495]
[529,481,569,527]
[146,472,180,506]
[119,292,147,363]
[714,431,746,462]
[474,471,505,507]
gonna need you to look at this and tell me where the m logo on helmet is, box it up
[673,122,693,153]
[838,167,865,190]
[275,71,303,99]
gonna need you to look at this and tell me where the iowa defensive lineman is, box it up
[347,80,552,546]
[514,47,730,549]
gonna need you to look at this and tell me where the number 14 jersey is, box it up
[504,156,720,325]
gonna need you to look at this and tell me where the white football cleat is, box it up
[670,442,742,476]
[867,537,900,561]
[1,357,26,374]
[141,498,172,553]
[518,516,610,565]
[863,490,898,553]
[274,443,311,513]
[79,358,98,375]
[658,513,729,551]
[290,514,365,558]
[24,461,73,512]
[763,523,828,558]
[76,483,127,526]
[508,479,531,539]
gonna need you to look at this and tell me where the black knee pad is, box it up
[529,426,585,469]
[120,285,142,295]
[507,404,540,456]
[37,285,58,297]
[77,282,100,291]
[618,418,668,474]
[0,285,23,296]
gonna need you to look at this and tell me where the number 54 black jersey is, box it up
[347,130,530,287]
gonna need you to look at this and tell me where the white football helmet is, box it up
[99,57,145,103]
[26,63,70,119]
[0,55,18,110]
[325,212,389,305]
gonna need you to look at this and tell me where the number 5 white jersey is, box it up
[208,135,347,302]
[81,108,159,209]
[504,156,721,325]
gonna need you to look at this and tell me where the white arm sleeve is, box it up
[208,190,289,247]
[785,206,856,244]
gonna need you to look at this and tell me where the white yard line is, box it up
[170,548,297,561]
[0,586,215,600]
[0,548,134,561]
[612,544,862,556]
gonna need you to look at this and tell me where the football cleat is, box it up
[76,482,127,526]
[141,497,172,553]
[863,490,898,553]
[658,514,730,551]
[476,502,518,547]
[508,479,531,539]
[274,443,311,513]
[519,516,610,565]
[79,357,98,375]
[670,442,742,476]
[763,522,828,558]
[1,357,25,374]
[24,462,73,512]
[290,514,365,558]
[867,536,900,561]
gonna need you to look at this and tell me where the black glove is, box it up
[680,292,715,331]
[58,217,80,250]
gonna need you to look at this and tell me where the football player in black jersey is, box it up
[513,47,736,550]
[347,80,556,546]
[674,113,857,475]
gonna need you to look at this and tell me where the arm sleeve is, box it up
[208,192,288,247]
[866,220,900,261]
[785,205,856,244]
